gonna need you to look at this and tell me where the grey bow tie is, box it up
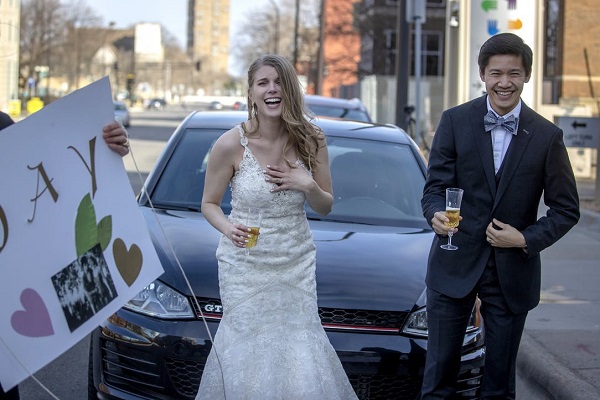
[484,111,517,133]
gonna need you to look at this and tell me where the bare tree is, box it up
[61,0,104,92]
[20,0,68,98]
[231,0,320,80]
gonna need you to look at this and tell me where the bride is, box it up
[197,54,358,400]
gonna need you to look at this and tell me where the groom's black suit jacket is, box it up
[422,95,580,314]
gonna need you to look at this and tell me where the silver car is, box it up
[113,101,131,127]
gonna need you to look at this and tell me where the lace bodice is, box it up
[229,125,308,220]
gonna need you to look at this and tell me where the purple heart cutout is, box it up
[11,288,54,337]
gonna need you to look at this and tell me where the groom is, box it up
[420,33,580,399]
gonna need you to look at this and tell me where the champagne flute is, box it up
[245,207,263,256]
[440,188,464,251]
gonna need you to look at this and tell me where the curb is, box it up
[517,331,598,400]
[517,206,600,399]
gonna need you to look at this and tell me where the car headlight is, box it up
[402,299,482,338]
[402,307,428,337]
[123,281,194,319]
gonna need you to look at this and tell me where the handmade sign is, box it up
[0,77,164,390]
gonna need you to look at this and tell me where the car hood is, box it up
[141,207,434,312]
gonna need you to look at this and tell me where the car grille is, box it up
[349,373,422,400]
[101,338,204,399]
[191,297,409,333]
[100,302,481,400]
[348,366,482,400]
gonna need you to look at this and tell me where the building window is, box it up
[542,0,561,104]
[410,30,443,76]
[427,0,446,7]
[384,29,397,75]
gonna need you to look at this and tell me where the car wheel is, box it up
[88,340,98,400]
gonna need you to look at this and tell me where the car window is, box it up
[308,105,371,122]
[149,129,425,226]
[151,128,232,212]
[320,137,425,225]
[114,103,127,111]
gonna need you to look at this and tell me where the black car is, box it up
[305,94,373,123]
[89,111,484,400]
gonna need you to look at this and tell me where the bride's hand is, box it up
[264,164,311,193]
[227,222,250,248]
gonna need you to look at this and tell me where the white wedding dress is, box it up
[196,126,357,400]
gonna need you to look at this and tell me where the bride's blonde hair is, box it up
[244,54,323,172]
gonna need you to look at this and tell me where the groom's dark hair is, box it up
[478,33,533,77]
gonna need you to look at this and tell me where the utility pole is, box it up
[407,0,426,146]
[395,0,409,130]
[293,0,300,68]
[316,0,326,95]
[268,0,280,54]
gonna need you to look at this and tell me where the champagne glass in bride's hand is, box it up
[245,207,263,256]
[440,188,464,251]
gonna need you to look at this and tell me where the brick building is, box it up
[321,0,362,98]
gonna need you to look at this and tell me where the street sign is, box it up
[555,116,600,148]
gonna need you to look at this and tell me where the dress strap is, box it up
[237,125,248,147]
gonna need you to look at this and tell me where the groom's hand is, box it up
[485,218,526,248]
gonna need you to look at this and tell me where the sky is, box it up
[86,0,265,74]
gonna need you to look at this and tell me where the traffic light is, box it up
[195,61,201,71]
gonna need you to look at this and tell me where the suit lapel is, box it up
[493,103,535,210]
[471,98,497,195]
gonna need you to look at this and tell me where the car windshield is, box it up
[149,128,426,227]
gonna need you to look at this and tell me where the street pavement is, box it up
[516,179,600,399]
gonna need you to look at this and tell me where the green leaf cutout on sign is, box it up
[98,215,113,251]
[75,193,113,257]
[75,194,97,257]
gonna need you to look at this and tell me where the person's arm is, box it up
[0,111,15,130]
[520,129,580,254]
[200,129,251,248]
[303,136,333,215]
[421,111,457,234]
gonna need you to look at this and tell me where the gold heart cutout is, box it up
[113,238,143,287]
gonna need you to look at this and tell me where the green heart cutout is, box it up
[112,238,143,287]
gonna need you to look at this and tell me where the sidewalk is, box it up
[516,180,600,399]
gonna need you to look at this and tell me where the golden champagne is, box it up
[444,208,460,228]
[246,227,260,249]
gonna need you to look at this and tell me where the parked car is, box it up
[232,100,245,110]
[233,96,372,122]
[113,101,130,127]
[89,111,484,400]
[146,98,167,110]
[207,100,223,110]
[304,94,373,122]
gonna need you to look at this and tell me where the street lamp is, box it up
[268,0,280,54]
